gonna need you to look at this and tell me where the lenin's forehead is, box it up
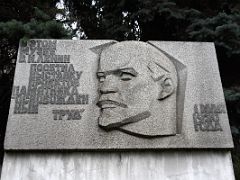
[99,41,152,71]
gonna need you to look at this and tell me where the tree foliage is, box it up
[0,0,70,77]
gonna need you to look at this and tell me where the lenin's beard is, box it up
[97,95,151,130]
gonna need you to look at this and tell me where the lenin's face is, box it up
[96,43,160,130]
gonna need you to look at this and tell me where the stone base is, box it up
[1,151,235,180]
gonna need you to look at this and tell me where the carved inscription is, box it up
[19,40,70,63]
[12,40,89,120]
[53,109,85,120]
[193,104,226,132]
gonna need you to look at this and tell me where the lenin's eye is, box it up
[120,72,134,81]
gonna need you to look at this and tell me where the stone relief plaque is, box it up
[4,40,233,150]
[96,41,178,137]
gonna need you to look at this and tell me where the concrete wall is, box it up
[0,151,235,180]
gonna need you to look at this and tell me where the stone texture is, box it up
[96,41,178,136]
[0,151,235,180]
[4,40,233,150]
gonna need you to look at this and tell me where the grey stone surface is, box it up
[96,41,178,136]
[0,151,235,180]
[4,40,233,149]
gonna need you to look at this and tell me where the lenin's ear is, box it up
[158,75,175,100]
[147,61,175,100]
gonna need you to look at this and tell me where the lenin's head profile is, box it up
[96,41,178,137]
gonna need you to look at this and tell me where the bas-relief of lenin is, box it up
[96,41,178,137]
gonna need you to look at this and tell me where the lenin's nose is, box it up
[100,75,118,94]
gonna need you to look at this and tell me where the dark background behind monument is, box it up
[0,0,240,178]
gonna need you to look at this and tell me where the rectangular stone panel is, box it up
[4,40,233,150]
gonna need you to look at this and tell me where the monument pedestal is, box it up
[1,151,235,180]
